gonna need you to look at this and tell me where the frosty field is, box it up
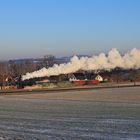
[0,87,140,140]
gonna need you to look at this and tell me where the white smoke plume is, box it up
[22,48,140,80]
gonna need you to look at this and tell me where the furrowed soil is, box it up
[0,87,140,140]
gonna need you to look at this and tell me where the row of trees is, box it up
[0,55,55,88]
[99,68,140,84]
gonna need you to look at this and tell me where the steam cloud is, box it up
[22,48,140,80]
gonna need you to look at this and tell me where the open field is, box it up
[0,87,140,139]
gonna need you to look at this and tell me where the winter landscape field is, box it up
[0,87,140,140]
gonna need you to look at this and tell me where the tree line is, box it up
[0,55,55,88]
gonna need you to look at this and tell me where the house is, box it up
[95,74,104,82]
[68,73,86,81]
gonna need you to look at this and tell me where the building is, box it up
[95,75,104,82]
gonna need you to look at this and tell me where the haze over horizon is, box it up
[0,0,140,60]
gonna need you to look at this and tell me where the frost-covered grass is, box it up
[0,87,140,139]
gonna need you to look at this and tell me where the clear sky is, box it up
[0,0,140,60]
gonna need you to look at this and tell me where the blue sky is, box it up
[0,0,140,59]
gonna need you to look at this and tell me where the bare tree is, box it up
[0,62,9,89]
[8,60,37,78]
[41,55,55,68]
